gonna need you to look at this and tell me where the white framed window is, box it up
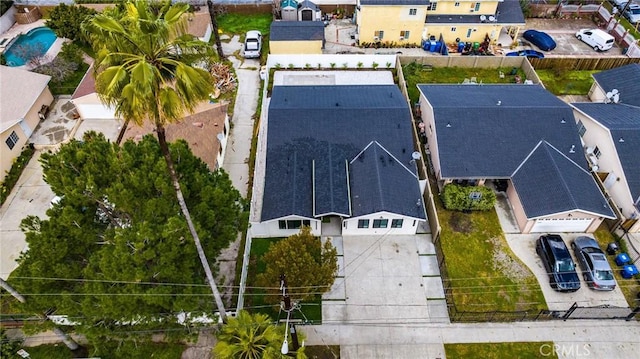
[373,219,388,228]
[400,30,410,39]
[593,146,602,158]
[391,219,404,228]
[427,2,437,11]
[455,2,460,6]
[358,219,370,228]
[474,3,481,11]
[577,120,586,137]
[409,8,417,15]
[6,131,19,150]
[374,30,384,40]
[278,219,311,229]
[451,27,457,32]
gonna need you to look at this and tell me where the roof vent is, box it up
[619,137,625,143]
[335,102,339,107]
[561,118,566,124]
[569,145,576,153]
[446,122,451,128]
[496,100,501,106]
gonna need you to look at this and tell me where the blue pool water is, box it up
[3,27,57,67]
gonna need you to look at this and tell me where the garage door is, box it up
[77,104,116,120]
[530,218,593,233]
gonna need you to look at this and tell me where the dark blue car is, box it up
[506,49,545,59]
[523,29,556,51]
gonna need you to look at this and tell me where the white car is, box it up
[243,30,262,59]
[575,28,615,51]
[624,3,640,24]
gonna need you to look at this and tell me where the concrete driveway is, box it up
[505,233,630,311]
[522,19,626,57]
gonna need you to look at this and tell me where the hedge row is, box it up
[441,183,496,211]
[1,145,35,206]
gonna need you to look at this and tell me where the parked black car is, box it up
[536,234,581,292]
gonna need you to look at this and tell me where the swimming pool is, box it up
[3,27,57,67]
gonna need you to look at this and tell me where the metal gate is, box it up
[561,302,639,320]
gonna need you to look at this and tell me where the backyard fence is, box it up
[529,56,640,70]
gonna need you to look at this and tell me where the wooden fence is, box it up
[529,57,640,70]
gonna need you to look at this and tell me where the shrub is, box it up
[441,183,496,211]
[46,4,97,42]
[1,145,35,205]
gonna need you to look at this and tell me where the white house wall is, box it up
[418,94,442,180]
[73,94,117,120]
[342,211,422,236]
[250,215,321,238]
[574,110,638,226]
[216,114,230,168]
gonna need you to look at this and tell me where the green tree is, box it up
[214,310,306,359]
[0,329,23,359]
[257,227,338,304]
[82,0,230,321]
[10,133,243,339]
[46,3,97,42]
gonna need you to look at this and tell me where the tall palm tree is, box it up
[83,0,228,322]
[214,310,306,359]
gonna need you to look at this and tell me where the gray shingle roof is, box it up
[270,21,325,41]
[426,0,525,25]
[262,85,423,221]
[512,142,615,218]
[360,0,430,5]
[417,84,585,178]
[592,64,640,107]
[572,102,640,204]
[349,141,425,218]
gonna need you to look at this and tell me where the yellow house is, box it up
[270,21,325,55]
[0,66,53,182]
[356,0,525,46]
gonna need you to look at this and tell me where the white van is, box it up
[575,28,615,51]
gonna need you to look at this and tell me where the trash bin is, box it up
[473,42,480,51]
[429,41,437,52]
[615,253,630,266]
[457,41,465,53]
[621,264,639,279]
[606,242,619,255]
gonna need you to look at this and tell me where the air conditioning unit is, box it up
[373,36,380,42]
[585,146,595,155]
[588,154,598,167]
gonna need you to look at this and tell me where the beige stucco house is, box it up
[270,21,325,55]
[571,64,640,233]
[418,84,615,233]
[0,65,52,182]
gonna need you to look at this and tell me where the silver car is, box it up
[571,236,616,291]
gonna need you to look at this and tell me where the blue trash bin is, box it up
[621,264,639,279]
[429,41,437,52]
[615,253,631,266]
[457,42,465,53]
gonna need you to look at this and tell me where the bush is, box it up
[46,4,97,42]
[1,145,35,206]
[441,183,496,211]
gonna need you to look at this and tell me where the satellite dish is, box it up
[411,151,422,160]
[611,88,619,95]
[216,133,225,141]
[612,93,620,104]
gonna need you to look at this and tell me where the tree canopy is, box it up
[46,4,97,42]
[257,227,338,305]
[9,132,244,339]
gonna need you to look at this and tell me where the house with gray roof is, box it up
[417,84,615,233]
[571,66,640,232]
[270,21,325,54]
[250,84,427,237]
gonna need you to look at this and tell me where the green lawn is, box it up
[20,342,186,359]
[592,225,640,308]
[445,342,557,359]
[436,196,547,316]
[49,62,90,96]
[245,237,323,323]
[535,69,597,96]
[402,62,528,105]
[217,12,272,38]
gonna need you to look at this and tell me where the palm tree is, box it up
[83,0,228,322]
[214,310,306,359]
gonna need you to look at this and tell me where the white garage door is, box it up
[530,218,593,233]
[77,104,116,120]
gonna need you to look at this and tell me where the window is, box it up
[279,219,311,229]
[593,146,601,158]
[577,120,586,137]
[391,219,403,228]
[474,3,481,11]
[400,30,410,39]
[5,131,19,150]
[374,30,384,40]
[373,219,388,228]
[455,2,460,6]
[451,27,457,32]
[427,2,437,11]
[409,8,417,15]
[358,219,370,228]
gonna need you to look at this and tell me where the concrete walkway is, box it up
[220,35,260,198]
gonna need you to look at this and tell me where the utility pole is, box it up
[206,0,226,60]
[279,274,300,354]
